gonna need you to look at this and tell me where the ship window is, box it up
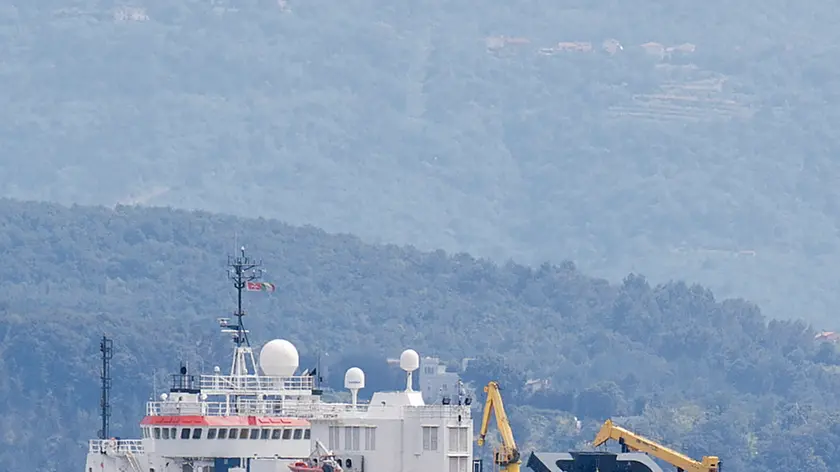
[207,428,217,440]
[328,426,340,449]
[192,428,202,439]
[239,428,249,439]
[170,428,176,439]
[364,427,376,450]
[217,428,227,439]
[449,457,469,472]
[346,459,353,468]
[423,426,439,451]
[162,428,170,440]
[304,429,311,440]
[272,429,282,440]
[293,428,303,440]
[153,428,161,439]
[283,429,292,440]
[230,428,239,440]
[260,429,270,440]
[180,428,191,439]
[250,429,260,440]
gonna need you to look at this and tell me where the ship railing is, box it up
[198,374,314,394]
[146,399,370,417]
[404,405,473,418]
[88,439,145,455]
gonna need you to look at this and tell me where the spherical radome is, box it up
[344,367,365,390]
[399,349,420,372]
[259,339,299,376]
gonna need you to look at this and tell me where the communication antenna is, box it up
[219,245,271,382]
[98,335,114,440]
[225,246,264,349]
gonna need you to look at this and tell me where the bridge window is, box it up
[283,429,292,440]
[217,428,228,439]
[239,428,249,439]
[272,429,282,440]
[162,428,170,440]
[170,428,176,439]
[180,428,191,440]
[304,429,311,440]
[260,429,270,440]
[293,429,303,440]
[153,428,161,439]
[192,428,202,439]
[207,428,217,440]
[422,426,439,451]
[249,429,259,440]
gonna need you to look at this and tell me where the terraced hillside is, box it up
[3,0,840,324]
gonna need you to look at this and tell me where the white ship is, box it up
[84,247,479,472]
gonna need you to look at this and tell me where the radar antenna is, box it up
[219,246,265,380]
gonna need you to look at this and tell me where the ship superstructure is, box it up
[84,247,476,472]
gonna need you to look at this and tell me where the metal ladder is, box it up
[124,450,142,472]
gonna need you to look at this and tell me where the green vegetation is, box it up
[1,200,839,471]
[3,1,840,324]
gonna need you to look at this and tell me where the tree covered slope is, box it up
[3,1,840,324]
[0,199,839,471]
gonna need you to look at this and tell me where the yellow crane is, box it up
[593,419,721,472]
[477,381,521,472]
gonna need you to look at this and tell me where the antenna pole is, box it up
[99,335,114,440]
[227,246,263,349]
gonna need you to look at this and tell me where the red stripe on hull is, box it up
[140,416,310,427]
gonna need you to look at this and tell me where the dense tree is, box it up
[0,200,838,471]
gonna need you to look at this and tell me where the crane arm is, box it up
[593,420,720,472]
[476,381,521,471]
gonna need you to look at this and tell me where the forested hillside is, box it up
[1,199,840,471]
[3,1,840,324]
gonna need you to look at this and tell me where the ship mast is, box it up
[220,246,264,383]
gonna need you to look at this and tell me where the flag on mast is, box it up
[246,281,276,292]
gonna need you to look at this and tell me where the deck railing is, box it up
[88,439,145,455]
[145,398,471,420]
[146,399,370,417]
[198,374,314,395]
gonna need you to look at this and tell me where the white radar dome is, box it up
[259,339,299,377]
[344,367,366,390]
[399,349,420,372]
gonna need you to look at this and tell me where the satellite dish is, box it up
[399,349,419,392]
[259,339,299,376]
[344,367,365,406]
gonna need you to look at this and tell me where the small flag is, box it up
[246,281,276,292]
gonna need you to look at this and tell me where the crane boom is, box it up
[477,381,521,472]
[593,419,720,472]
